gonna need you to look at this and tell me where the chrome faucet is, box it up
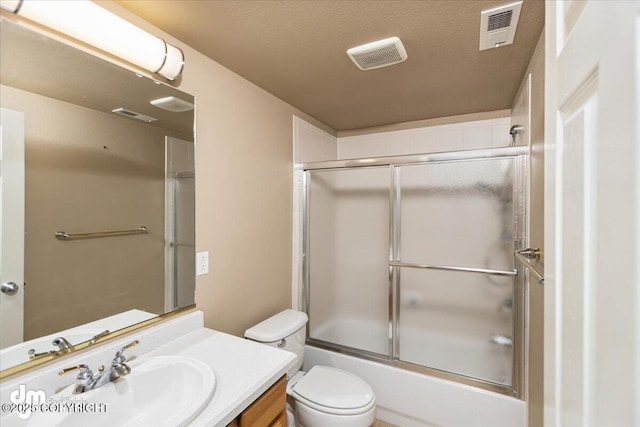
[59,340,139,394]
[28,336,76,360]
[52,336,75,351]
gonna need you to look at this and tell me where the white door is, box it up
[0,108,25,348]
[545,1,640,426]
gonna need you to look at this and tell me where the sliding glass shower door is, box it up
[306,167,390,356]
[394,159,517,386]
[304,148,526,395]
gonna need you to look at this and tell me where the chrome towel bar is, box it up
[55,226,149,241]
[389,262,517,277]
[514,248,544,285]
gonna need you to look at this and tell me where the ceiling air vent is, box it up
[479,1,523,51]
[488,10,513,31]
[347,37,408,71]
[112,108,157,123]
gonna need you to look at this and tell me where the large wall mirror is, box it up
[0,19,195,374]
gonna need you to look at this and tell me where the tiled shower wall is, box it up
[338,117,511,159]
[292,116,337,309]
[294,116,337,163]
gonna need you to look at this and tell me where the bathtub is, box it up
[310,317,513,385]
[304,318,525,427]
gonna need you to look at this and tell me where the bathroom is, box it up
[0,1,639,426]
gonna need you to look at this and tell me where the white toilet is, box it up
[245,309,376,427]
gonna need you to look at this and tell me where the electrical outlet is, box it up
[196,251,209,276]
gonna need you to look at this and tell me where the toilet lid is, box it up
[292,366,374,410]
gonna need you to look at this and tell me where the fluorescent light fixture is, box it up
[0,0,184,80]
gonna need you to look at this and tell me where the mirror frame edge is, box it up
[0,304,197,380]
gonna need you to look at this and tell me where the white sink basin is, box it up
[7,356,215,426]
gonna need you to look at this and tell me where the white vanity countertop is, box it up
[0,312,293,427]
[141,328,296,427]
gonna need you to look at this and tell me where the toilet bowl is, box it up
[245,310,376,427]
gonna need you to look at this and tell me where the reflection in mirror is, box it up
[0,19,195,373]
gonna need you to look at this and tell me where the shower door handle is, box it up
[514,248,544,285]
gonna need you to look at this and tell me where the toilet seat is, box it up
[291,366,375,416]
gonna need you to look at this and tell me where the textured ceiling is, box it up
[116,0,544,131]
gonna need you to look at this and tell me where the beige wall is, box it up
[511,32,545,426]
[101,3,335,337]
[1,85,167,339]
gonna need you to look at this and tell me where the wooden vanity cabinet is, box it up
[228,375,287,427]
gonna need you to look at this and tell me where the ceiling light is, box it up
[0,0,185,80]
[150,96,194,112]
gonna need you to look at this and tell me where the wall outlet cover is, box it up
[196,251,209,276]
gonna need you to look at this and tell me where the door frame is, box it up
[0,108,25,349]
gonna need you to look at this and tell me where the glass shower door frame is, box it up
[172,172,195,309]
[302,147,528,398]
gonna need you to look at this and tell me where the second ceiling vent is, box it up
[479,1,523,50]
[347,37,408,71]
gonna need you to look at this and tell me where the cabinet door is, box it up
[269,411,288,427]
[234,376,287,427]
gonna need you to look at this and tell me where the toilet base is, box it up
[286,400,296,427]
[286,409,296,427]
[294,399,376,427]
[286,368,376,427]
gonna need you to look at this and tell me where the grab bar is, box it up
[389,262,517,277]
[55,226,149,241]
[514,248,544,285]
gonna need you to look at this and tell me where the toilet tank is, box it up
[244,309,308,378]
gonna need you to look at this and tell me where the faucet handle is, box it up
[89,330,110,344]
[59,364,91,376]
[113,340,139,364]
[28,349,52,360]
[59,364,93,386]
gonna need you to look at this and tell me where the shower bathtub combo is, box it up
[299,147,530,427]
